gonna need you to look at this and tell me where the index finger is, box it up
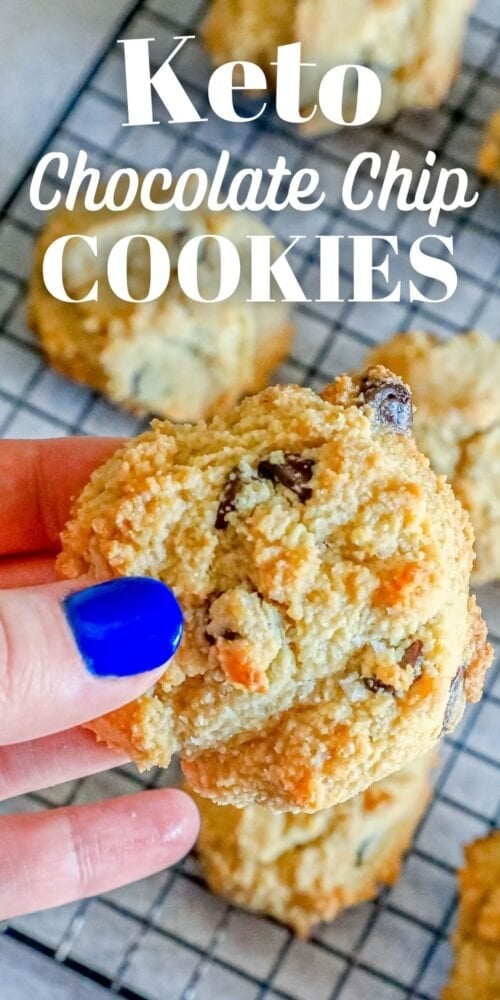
[0,438,122,557]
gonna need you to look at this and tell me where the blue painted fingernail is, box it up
[63,578,183,678]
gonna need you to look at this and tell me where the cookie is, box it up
[454,425,500,589]
[192,755,431,936]
[203,0,473,132]
[29,189,293,421]
[58,366,492,811]
[366,331,500,584]
[442,830,500,1000]
[479,112,500,182]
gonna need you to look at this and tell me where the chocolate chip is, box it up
[257,453,315,502]
[207,629,241,643]
[172,227,190,256]
[215,472,242,529]
[355,836,376,866]
[131,366,147,397]
[442,666,465,733]
[363,677,396,695]
[401,640,424,670]
[360,376,413,433]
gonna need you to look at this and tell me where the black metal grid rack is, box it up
[0,1,499,997]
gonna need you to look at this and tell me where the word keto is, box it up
[119,37,382,128]
[43,232,457,306]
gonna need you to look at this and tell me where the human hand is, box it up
[0,438,199,920]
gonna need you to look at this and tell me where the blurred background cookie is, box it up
[29,189,293,422]
[479,112,500,182]
[442,830,500,1000]
[192,756,431,936]
[367,331,500,584]
[203,0,474,132]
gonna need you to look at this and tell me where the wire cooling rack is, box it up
[0,1,499,997]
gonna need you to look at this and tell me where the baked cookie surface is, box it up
[454,424,500,589]
[193,755,430,936]
[442,830,500,1000]
[479,112,500,182]
[204,0,474,132]
[59,367,491,811]
[367,331,500,584]
[29,191,292,421]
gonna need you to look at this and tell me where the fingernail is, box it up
[63,578,183,678]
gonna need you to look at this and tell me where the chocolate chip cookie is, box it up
[367,331,500,584]
[58,366,491,811]
[29,186,293,421]
[192,755,431,936]
[443,830,500,1000]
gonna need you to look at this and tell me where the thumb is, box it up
[0,577,182,744]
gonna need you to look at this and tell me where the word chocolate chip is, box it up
[360,376,413,433]
[257,453,315,502]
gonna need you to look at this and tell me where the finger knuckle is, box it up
[66,811,100,896]
[0,596,39,741]
[0,608,17,711]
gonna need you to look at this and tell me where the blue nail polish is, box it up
[64,578,183,678]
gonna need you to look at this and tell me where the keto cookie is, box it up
[58,366,492,811]
[204,0,474,133]
[367,331,500,584]
[479,112,500,183]
[193,755,431,936]
[442,830,500,1000]
[29,190,293,421]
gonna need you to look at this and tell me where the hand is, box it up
[0,438,199,920]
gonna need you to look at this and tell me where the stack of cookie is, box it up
[187,331,500,937]
[186,332,500,936]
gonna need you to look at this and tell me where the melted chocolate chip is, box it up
[257,454,315,502]
[401,640,424,670]
[363,677,396,695]
[215,472,242,529]
[360,376,413,433]
[205,631,216,647]
[442,666,465,733]
[222,630,241,641]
